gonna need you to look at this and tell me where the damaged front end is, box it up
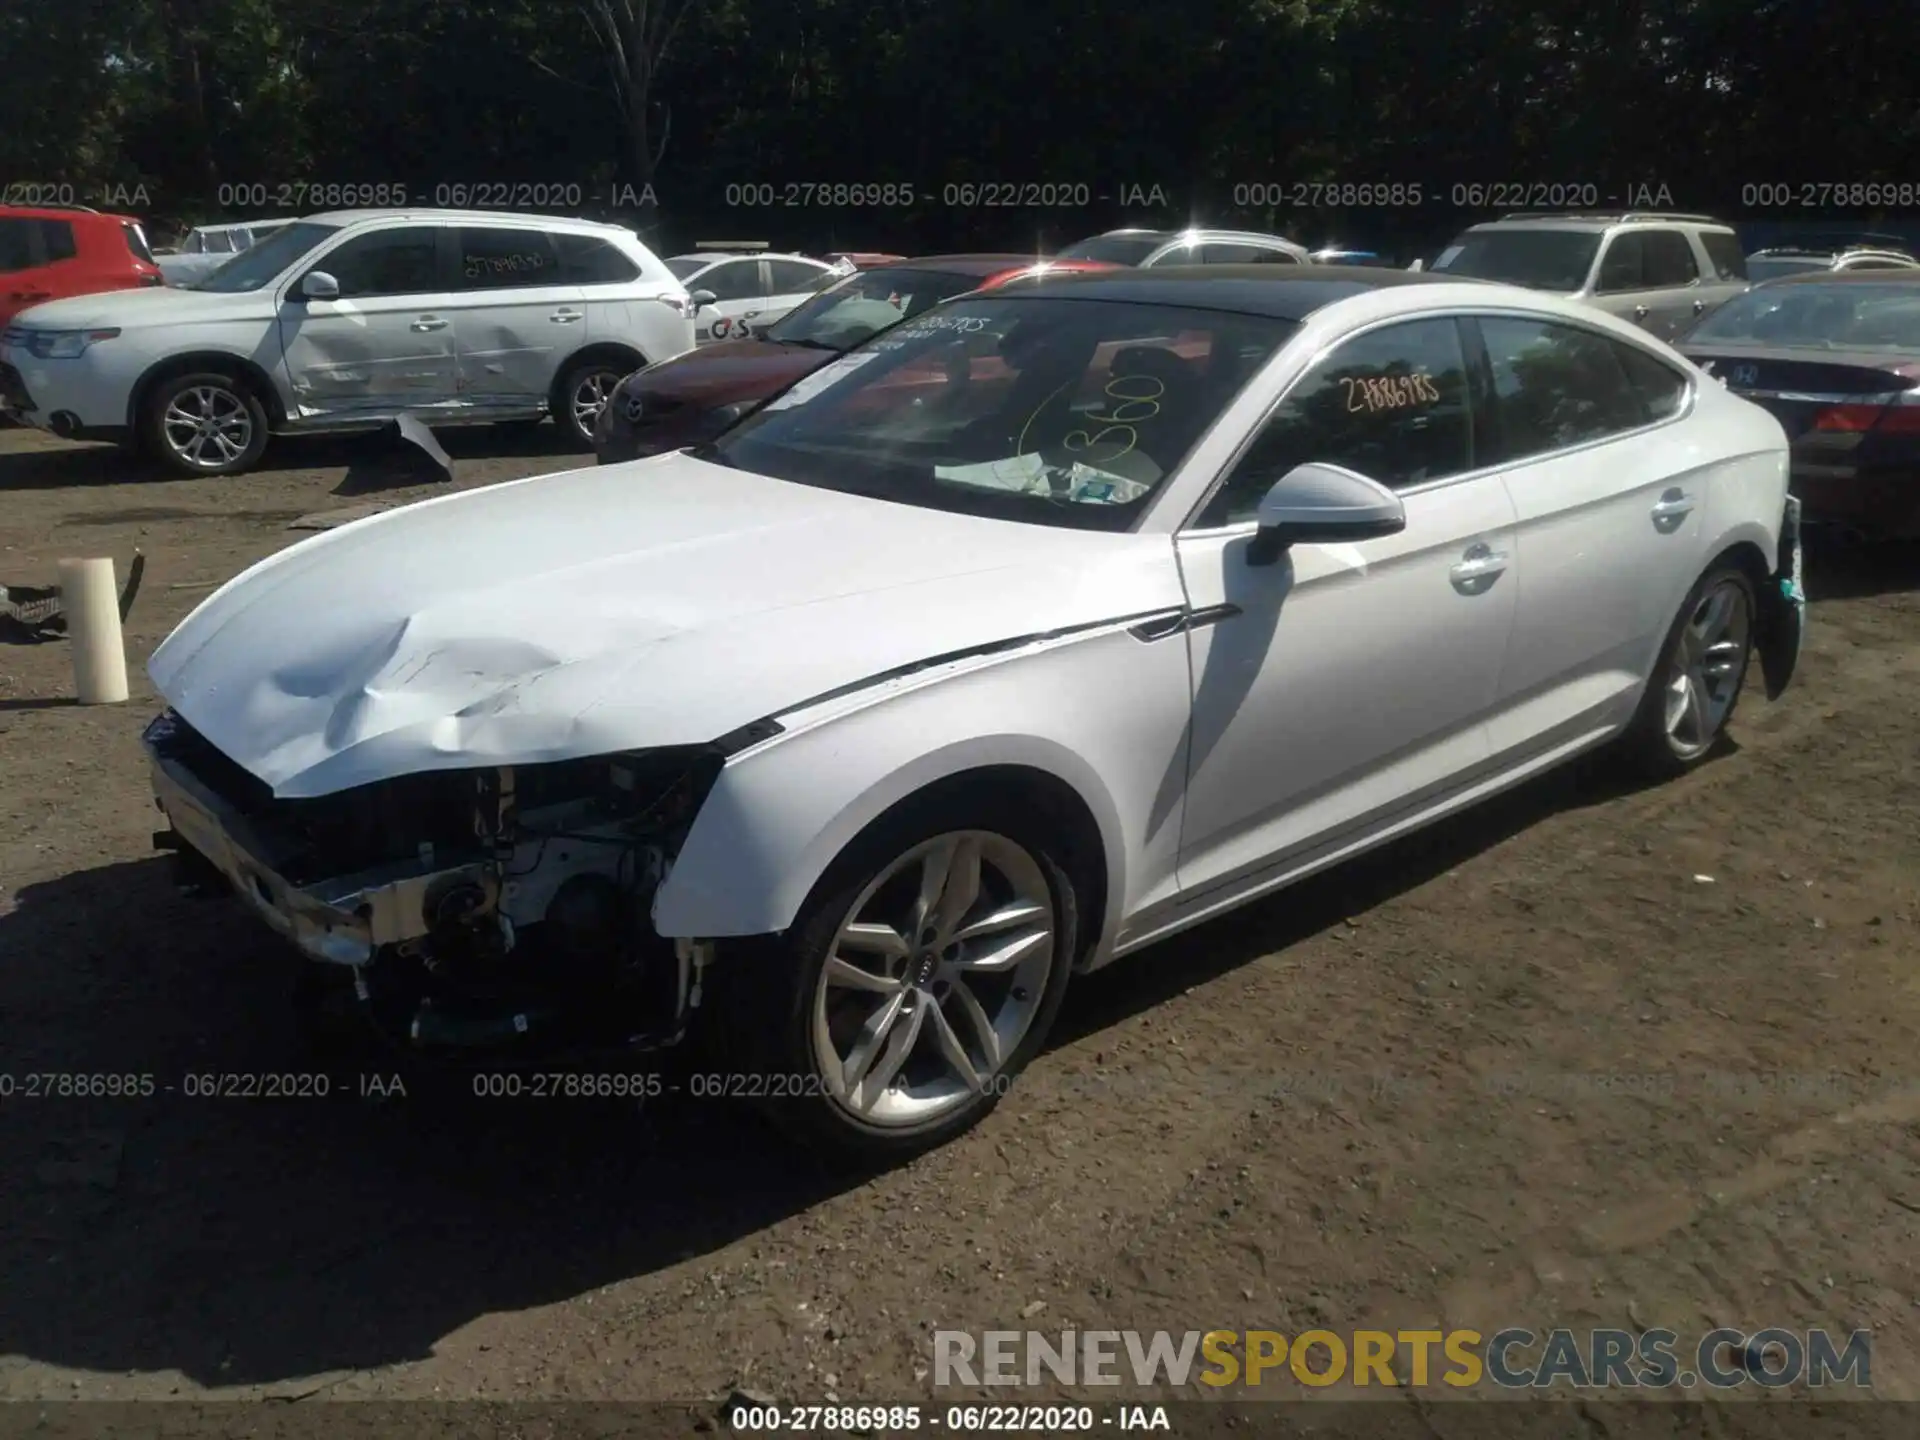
[144,708,734,1058]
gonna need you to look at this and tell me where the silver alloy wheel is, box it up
[811,830,1056,1127]
[161,383,253,469]
[1663,577,1751,758]
[569,368,623,439]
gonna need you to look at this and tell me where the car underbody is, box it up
[145,709,722,1061]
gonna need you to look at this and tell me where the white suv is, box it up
[0,209,696,475]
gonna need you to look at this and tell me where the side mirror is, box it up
[300,271,340,301]
[1247,462,1406,566]
[689,289,717,311]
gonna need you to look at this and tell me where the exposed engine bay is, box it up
[143,708,735,1060]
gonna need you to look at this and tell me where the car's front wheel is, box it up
[141,370,269,477]
[718,794,1078,1158]
[1617,563,1756,778]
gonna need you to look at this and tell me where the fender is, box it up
[650,620,1195,965]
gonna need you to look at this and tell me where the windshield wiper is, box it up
[775,336,842,351]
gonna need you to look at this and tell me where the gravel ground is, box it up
[2,421,1918,1429]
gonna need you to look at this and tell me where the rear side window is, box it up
[554,231,641,284]
[457,227,561,289]
[1202,243,1296,264]
[1477,316,1651,460]
[1595,233,1646,292]
[1612,343,1689,420]
[40,221,76,262]
[1643,230,1699,287]
[122,222,155,264]
[1699,231,1747,281]
[1197,316,1473,525]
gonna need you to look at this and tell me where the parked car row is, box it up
[139,259,1808,1157]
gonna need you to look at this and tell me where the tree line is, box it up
[2,0,1915,256]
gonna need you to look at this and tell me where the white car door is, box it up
[1465,314,1707,757]
[1172,316,1519,896]
[691,258,771,343]
[445,224,588,407]
[276,224,458,416]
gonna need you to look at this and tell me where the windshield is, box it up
[767,268,986,350]
[191,221,340,292]
[1684,284,1920,350]
[699,296,1298,531]
[667,257,709,280]
[1055,235,1166,267]
[1744,256,1831,282]
[1430,230,1602,291]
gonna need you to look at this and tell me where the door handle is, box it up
[550,309,583,323]
[1651,489,1694,527]
[411,317,448,331]
[1633,305,1650,320]
[1449,544,1509,592]
[1692,299,1707,313]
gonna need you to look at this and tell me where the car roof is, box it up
[869,253,1044,277]
[1750,268,1920,289]
[670,250,825,264]
[305,208,633,232]
[0,204,139,224]
[1466,213,1732,233]
[991,264,1463,319]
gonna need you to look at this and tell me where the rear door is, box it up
[447,224,586,407]
[554,229,648,354]
[1468,314,1705,755]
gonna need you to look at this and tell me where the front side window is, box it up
[1700,231,1748,281]
[1196,317,1474,527]
[1430,230,1602,292]
[767,267,984,350]
[457,227,560,290]
[1477,316,1651,461]
[697,260,765,301]
[1642,231,1700,287]
[1055,234,1167,267]
[1595,233,1647,293]
[319,226,443,298]
[700,296,1298,532]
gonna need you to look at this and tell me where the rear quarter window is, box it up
[553,231,641,284]
[1612,342,1690,420]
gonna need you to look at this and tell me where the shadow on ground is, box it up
[0,749,1652,1389]
[0,422,581,494]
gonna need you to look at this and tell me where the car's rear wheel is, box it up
[553,359,630,451]
[142,370,269,477]
[1617,564,1756,778]
[717,795,1077,1159]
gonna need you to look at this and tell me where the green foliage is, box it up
[0,0,1911,250]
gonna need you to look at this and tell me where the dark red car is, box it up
[1676,270,1920,539]
[0,205,162,328]
[593,255,1115,464]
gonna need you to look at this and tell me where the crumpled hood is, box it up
[150,454,1179,797]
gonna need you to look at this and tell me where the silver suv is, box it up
[1056,228,1311,267]
[1745,242,1918,282]
[1429,212,1750,340]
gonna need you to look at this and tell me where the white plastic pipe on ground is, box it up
[58,557,130,704]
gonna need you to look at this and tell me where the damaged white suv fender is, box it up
[142,267,1805,1159]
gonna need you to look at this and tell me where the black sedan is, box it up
[1676,270,1920,540]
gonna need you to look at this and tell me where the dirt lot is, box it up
[2,420,1919,1424]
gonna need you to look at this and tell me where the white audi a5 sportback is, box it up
[142,267,1805,1156]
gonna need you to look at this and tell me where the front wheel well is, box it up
[128,352,288,432]
[852,765,1110,969]
[1712,539,1774,594]
[551,344,646,400]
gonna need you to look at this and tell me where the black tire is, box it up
[709,789,1080,1160]
[1614,563,1757,780]
[552,357,634,452]
[140,369,270,477]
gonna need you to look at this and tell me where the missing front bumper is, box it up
[1756,494,1806,701]
[147,747,489,966]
